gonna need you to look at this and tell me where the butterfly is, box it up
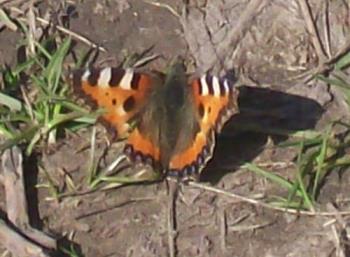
[72,60,239,180]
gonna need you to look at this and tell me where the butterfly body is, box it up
[72,61,238,179]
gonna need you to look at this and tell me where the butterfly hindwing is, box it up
[168,74,239,178]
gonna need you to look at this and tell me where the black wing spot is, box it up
[123,96,135,112]
[112,98,117,105]
[219,79,226,96]
[198,103,205,119]
[109,68,125,87]
[205,75,214,95]
[88,69,99,86]
[197,78,203,95]
[131,73,141,90]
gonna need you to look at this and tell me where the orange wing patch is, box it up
[168,129,212,177]
[124,128,161,165]
[168,75,238,177]
[73,67,153,139]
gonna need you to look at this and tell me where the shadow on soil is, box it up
[201,85,324,183]
[22,85,323,256]
[23,155,83,257]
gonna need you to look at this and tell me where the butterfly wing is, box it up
[72,67,162,165]
[168,74,239,178]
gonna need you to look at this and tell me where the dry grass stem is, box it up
[322,0,332,57]
[297,0,328,61]
[219,209,227,253]
[10,7,107,52]
[143,0,180,18]
[188,181,350,217]
[216,0,270,69]
[167,180,178,257]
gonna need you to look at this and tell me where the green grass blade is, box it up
[286,140,316,210]
[243,162,295,191]
[48,112,89,129]
[327,156,350,168]
[0,125,39,153]
[0,92,22,111]
[277,130,322,148]
[269,198,309,210]
[34,40,53,60]
[312,126,331,199]
[0,124,15,138]
[43,38,71,93]
[31,75,49,96]
[294,141,315,211]
[0,8,17,31]
[278,137,322,148]
[335,51,350,70]
[317,74,349,88]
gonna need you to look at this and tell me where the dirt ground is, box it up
[1,0,350,257]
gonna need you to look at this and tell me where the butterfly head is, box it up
[161,57,189,111]
[165,56,186,79]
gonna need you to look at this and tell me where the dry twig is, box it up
[0,220,51,257]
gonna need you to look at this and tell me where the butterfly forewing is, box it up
[73,68,146,136]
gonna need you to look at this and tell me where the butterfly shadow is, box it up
[200,85,324,184]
